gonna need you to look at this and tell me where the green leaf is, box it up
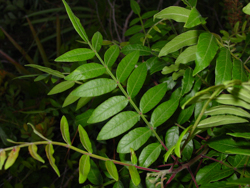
[215,48,232,85]
[150,88,180,127]
[227,178,250,185]
[130,148,138,165]
[117,127,151,153]
[116,51,140,83]
[125,25,142,36]
[181,134,193,161]
[65,63,106,81]
[92,31,103,52]
[205,105,250,118]
[146,57,168,75]
[184,7,206,28]
[78,125,93,153]
[4,147,20,170]
[121,44,151,56]
[28,145,45,163]
[140,83,168,113]
[165,126,179,149]
[159,30,201,57]
[226,148,250,156]
[130,0,140,15]
[200,182,238,188]
[193,32,219,75]
[75,109,94,128]
[48,80,75,95]
[139,143,161,168]
[227,86,250,104]
[197,115,248,128]
[243,3,250,15]
[88,159,103,185]
[113,181,125,188]
[227,132,250,139]
[161,64,179,75]
[72,78,117,97]
[97,111,140,140]
[154,6,191,23]
[55,48,95,62]
[215,94,250,110]
[105,160,119,181]
[60,116,71,145]
[175,45,197,65]
[0,150,6,170]
[88,96,128,123]
[62,0,88,42]
[79,155,90,184]
[129,166,141,186]
[104,45,120,68]
[45,144,60,177]
[207,136,238,153]
[181,68,195,96]
[62,91,80,107]
[25,64,65,78]
[127,63,147,98]
[76,97,92,111]
[175,127,190,158]
[164,145,175,162]
[177,104,195,125]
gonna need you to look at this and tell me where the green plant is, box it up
[1,0,250,187]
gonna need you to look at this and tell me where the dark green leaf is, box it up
[75,109,94,128]
[175,45,197,65]
[125,25,142,36]
[181,68,195,96]
[129,166,141,186]
[181,134,193,161]
[177,104,195,125]
[130,0,140,15]
[146,57,168,75]
[227,178,250,185]
[62,91,80,107]
[121,44,151,56]
[184,7,206,28]
[139,143,161,168]
[79,155,90,184]
[76,97,92,111]
[26,64,65,78]
[78,125,93,153]
[92,31,103,52]
[113,181,124,188]
[226,148,250,156]
[165,126,179,149]
[104,45,120,68]
[200,182,238,188]
[60,116,71,145]
[207,136,238,153]
[48,81,75,95]
[88,159,103,185]
[105,160,119,181]
[45,144,60,177]
[227,132,250,139]
[55,48,95,62]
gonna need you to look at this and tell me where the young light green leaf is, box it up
[0,150,6,170]
[184,7,206,28]
[175,127,190,158]
[76,97,92,111]
[104,45,120,67]
[129,166,141,186]
[79,155,90,184]
[150,88,180,127]
[121,44,151,56]
[88,159,103,185]
[140,83,168,113]
[243,3,250,15]
[130,148,137,165]
[181,68,195,96]
[75,109,94,128]
[62,91,80,107]
[4,147,20,170]
[28,145,45,163]
[78,125,93,153]
[175,45,197,65]
[72,78,117,97]
[48,80,75,95]
[117,127,151,153]
[232,59,248,81]
[55,48,95,62]
[215,47,232,85]
[88,96,128,124]
[62,0,88,42]
[65,63,106,81]
[193,32,219,76]
[205,105,250,118]
[116,51,140,83]
[127,63,147,98]
[130,0,140,15]
[97,111,140,140]
[159,30,201,57]
[139,143,161,168]
[177,104,195,125]
[45,144,60,177]
[154,6,191,23]
[60,116,71,145]
[92,31,103,52]
[164,145,175,162]
[105,160,119,181]
[161,64,179,75]
[197,115,248,128]
[215,94,250,110]
[227,132,250,139]
[25,64,65,78]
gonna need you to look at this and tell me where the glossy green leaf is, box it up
[193,32,219,75]
[117,127,151,153]
[78,125,93,153]
[65,63,105,81]
[181,134,193,161]
[0,150,6,170]
[60,116,71,145]
[159,30,201,57]
[4,147,20,170]
[55,48,95,62]
[205,105,250,118]
[215,48,232,85]
[104,45,120,68]
[226,148,250,156]
[25,64,64,78]
[79,155,90,184]
[72,78,117,97]
[177,104,195,125]
[88,96,128,123]
[75,109,94,128]
[227,132,250,139]
[165,126,179,149]
[48,80,75,95]
[150,88,180,127]
[139,143,161,168]
[184,7,206,28]
[127,63,147,98]
[215,94,250,110]
[227,178,250,185]
[175,127,190,158]
[76,97,92,111]
[45,144,60,177]
[207,136,238,153]
[181,68,195,96]
[62,0,88,42]
[97,111,140,140]
[116,51,140,83]
[146,57,168,75]
[154,6,191,23]
[62,91,80,107]
[28,145,45,163]
[175,45,197,65]
[125,25,142,36]
[130,0,140,15]
[92,31,103,52]
[88,159,103,185]
[129,166,141,186]
[140,83,168,113]
[197,115,248,128]
[121,44,151,56]
[113,181,125,188]
[164,145,175,162]
[105,160,119,181]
